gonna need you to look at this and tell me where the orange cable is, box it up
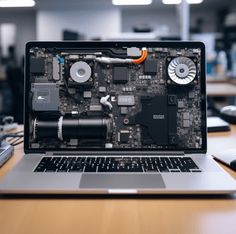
[132,48,148,64]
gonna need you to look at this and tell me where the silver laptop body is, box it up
[0,41,236,194]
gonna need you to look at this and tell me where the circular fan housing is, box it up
[70,61,91,83]
[168,57,197,85]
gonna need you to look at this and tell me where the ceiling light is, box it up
[187,0,203,3]
[0,0,36,7]
[162,0,181,4]
[112,0,152,6]
[162,0,204,4]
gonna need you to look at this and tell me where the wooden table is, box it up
[207,83,236,96]
[0,126,236,234]
[206,76,236,96]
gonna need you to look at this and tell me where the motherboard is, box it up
[27,45,203,150]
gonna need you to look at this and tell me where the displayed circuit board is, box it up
[27,44,204,151]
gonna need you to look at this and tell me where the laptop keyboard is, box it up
[34,156,201,173]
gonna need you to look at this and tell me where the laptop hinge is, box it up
[45,151,185,156]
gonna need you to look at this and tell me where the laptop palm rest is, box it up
[79,174,165,189]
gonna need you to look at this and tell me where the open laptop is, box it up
[0,41,236,194]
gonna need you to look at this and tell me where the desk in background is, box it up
[0,126,236,234]
[207,77,236,97]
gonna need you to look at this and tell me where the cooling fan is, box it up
[167,57,197,85]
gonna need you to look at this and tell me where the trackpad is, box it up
[79,174,165,189]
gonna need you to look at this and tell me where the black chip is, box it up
[133,95,177,145]
[113,66,128,84]
[30,58,45,74]
[135,96,168,145]
[143,59,157,75]
[120,131,129,143]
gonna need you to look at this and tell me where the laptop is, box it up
[0,41,236,194]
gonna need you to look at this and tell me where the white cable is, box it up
[95,57,133,64]
[33,118,37,140]
[100,95,113,110]
[58,116,63,141]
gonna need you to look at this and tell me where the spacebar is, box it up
[97,168,144,172]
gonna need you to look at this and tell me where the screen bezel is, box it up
[24,41,207,154]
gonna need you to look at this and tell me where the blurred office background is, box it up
[0,0,236,124]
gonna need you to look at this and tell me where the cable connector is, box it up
[100,95,113,110]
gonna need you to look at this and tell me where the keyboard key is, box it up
[34,156,201,173]
[169,169,181,172]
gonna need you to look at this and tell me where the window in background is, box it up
[0,24,16,115]
[0,23,16,60]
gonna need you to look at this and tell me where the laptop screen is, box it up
[24,41,206,153]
